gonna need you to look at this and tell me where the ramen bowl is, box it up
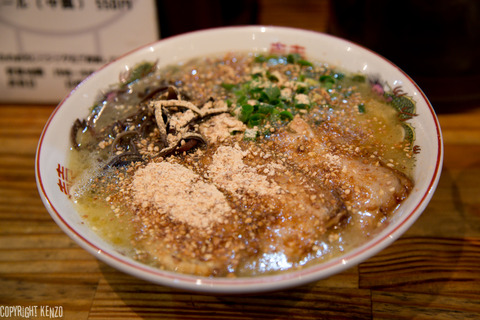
[35,26,443,294]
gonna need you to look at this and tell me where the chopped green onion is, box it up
[297,59,313,67]
[239,104,254,122]
[295,103,310,109]
[261,86,281,103]
[124,62,155,85]
[236,94,247,105]
[319,75,336,89]
[320,75,335,85]
[287,53,299,64]
[279,110,294,120]
[254,55,267,63]
[352,74,366,82]
[286,53,313,67]
[266,71,279,82]
[221,83,236,90]
[257,104,275,114]
[248,113,266,127]
[358,103,366,113]
[295,86,308,94]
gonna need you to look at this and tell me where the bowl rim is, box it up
[35,25,444,294]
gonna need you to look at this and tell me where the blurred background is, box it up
[157,0,480,111]
[1,0,479,110]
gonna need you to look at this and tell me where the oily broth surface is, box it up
[69,151,136,252]
[68,52,416,277]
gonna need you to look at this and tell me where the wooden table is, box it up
[1,96,480,320]
[2,2,480,319]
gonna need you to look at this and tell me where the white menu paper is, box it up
[0,0,159,103]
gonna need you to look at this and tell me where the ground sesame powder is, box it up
[132,161,231,229]
[199,113,246,144]
[208,143,281,196]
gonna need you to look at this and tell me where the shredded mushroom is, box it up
[148,86,228,157]
[71,83,229,169]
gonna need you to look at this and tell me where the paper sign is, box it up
[0,0,159,103]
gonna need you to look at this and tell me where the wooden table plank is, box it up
[88,272,371,320]
[359,237,480,293]
[372,291,480,320]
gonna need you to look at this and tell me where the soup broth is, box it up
[69,52,417,277]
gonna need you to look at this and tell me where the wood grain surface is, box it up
[1,1,480,319]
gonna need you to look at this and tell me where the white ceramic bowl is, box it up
[35,26,443,294]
